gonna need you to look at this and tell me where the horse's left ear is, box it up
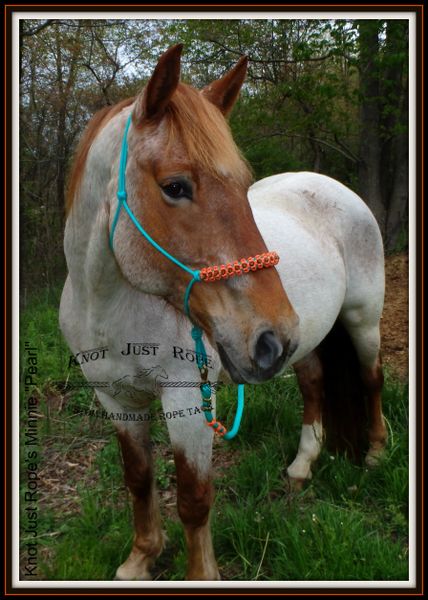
[202,56,248,116]
[133,44,183,124]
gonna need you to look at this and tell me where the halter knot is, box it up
[191,326,203,341]
[117,191,127,202]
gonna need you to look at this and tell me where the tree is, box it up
[357,20,384,231]
[381,20,409,250]
[356,19,408,249]
[19,19,157,289]
[19,18,409,293]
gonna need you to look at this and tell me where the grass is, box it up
[19,289,410,582]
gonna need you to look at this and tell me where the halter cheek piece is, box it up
[110,114,280,440]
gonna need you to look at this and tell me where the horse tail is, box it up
[317,319,369,462]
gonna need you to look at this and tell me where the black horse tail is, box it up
[317,320,369,462]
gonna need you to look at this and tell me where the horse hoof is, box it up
[286,476,306,493]
[365,451,384,467]
[114,560,153,581]
[365,443,386,467]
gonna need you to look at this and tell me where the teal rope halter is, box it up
[110,113,279,440]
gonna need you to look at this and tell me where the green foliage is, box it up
[20,286,69,384]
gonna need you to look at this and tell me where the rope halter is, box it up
[110,114,280,440]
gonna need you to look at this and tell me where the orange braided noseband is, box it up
[199,251,280,283]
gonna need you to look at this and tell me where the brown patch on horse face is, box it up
[128,92,298,376]
[134,83,252,188]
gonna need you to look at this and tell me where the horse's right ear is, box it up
[133,44,183,124]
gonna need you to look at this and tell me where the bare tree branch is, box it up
[207,37,334,64]
[245,131,360,163]
[21,20,56,37]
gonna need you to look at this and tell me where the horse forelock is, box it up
[160,83,252,188]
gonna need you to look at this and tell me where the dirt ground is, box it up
[380,253,409,380]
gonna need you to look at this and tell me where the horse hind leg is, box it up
[288,314,387,488]
[287,351,324,490]
[361,355,386,466]
[340,311,387,466]
[114,419,165,581]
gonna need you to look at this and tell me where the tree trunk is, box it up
[381,20,409,251]
[385,76,408,251]
[357,20,386,235]
[385,132,408,251]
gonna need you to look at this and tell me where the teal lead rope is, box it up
[185,294,245,441]
[111,114,244,440]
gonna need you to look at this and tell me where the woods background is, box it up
[19,18,409,293]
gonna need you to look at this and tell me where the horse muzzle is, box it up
[217,328,299,384]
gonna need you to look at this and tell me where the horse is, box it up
[59,44,386,580]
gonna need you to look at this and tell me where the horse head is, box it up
[109,45,299,384]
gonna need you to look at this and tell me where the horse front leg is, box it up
[287,351,324,490]
[114,418,165,581]
[162,388,219,580]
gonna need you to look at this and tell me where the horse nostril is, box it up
[254,330,284,372]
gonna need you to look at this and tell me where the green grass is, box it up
[19,290,409,582]
[211,376,409,581]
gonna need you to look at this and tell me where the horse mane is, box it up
[66,83,252,215]
[159,83,252,187]
[66,97,135,215]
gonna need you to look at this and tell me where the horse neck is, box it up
[65,110,129,308]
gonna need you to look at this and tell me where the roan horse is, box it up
[60,45,386,580]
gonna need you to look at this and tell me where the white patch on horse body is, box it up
[287,420,323,481]
[161,387,215,478]
[248,172,384,366]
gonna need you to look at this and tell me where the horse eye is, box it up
[161,180,193,201]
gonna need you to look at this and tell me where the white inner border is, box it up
[13,9,418,590]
